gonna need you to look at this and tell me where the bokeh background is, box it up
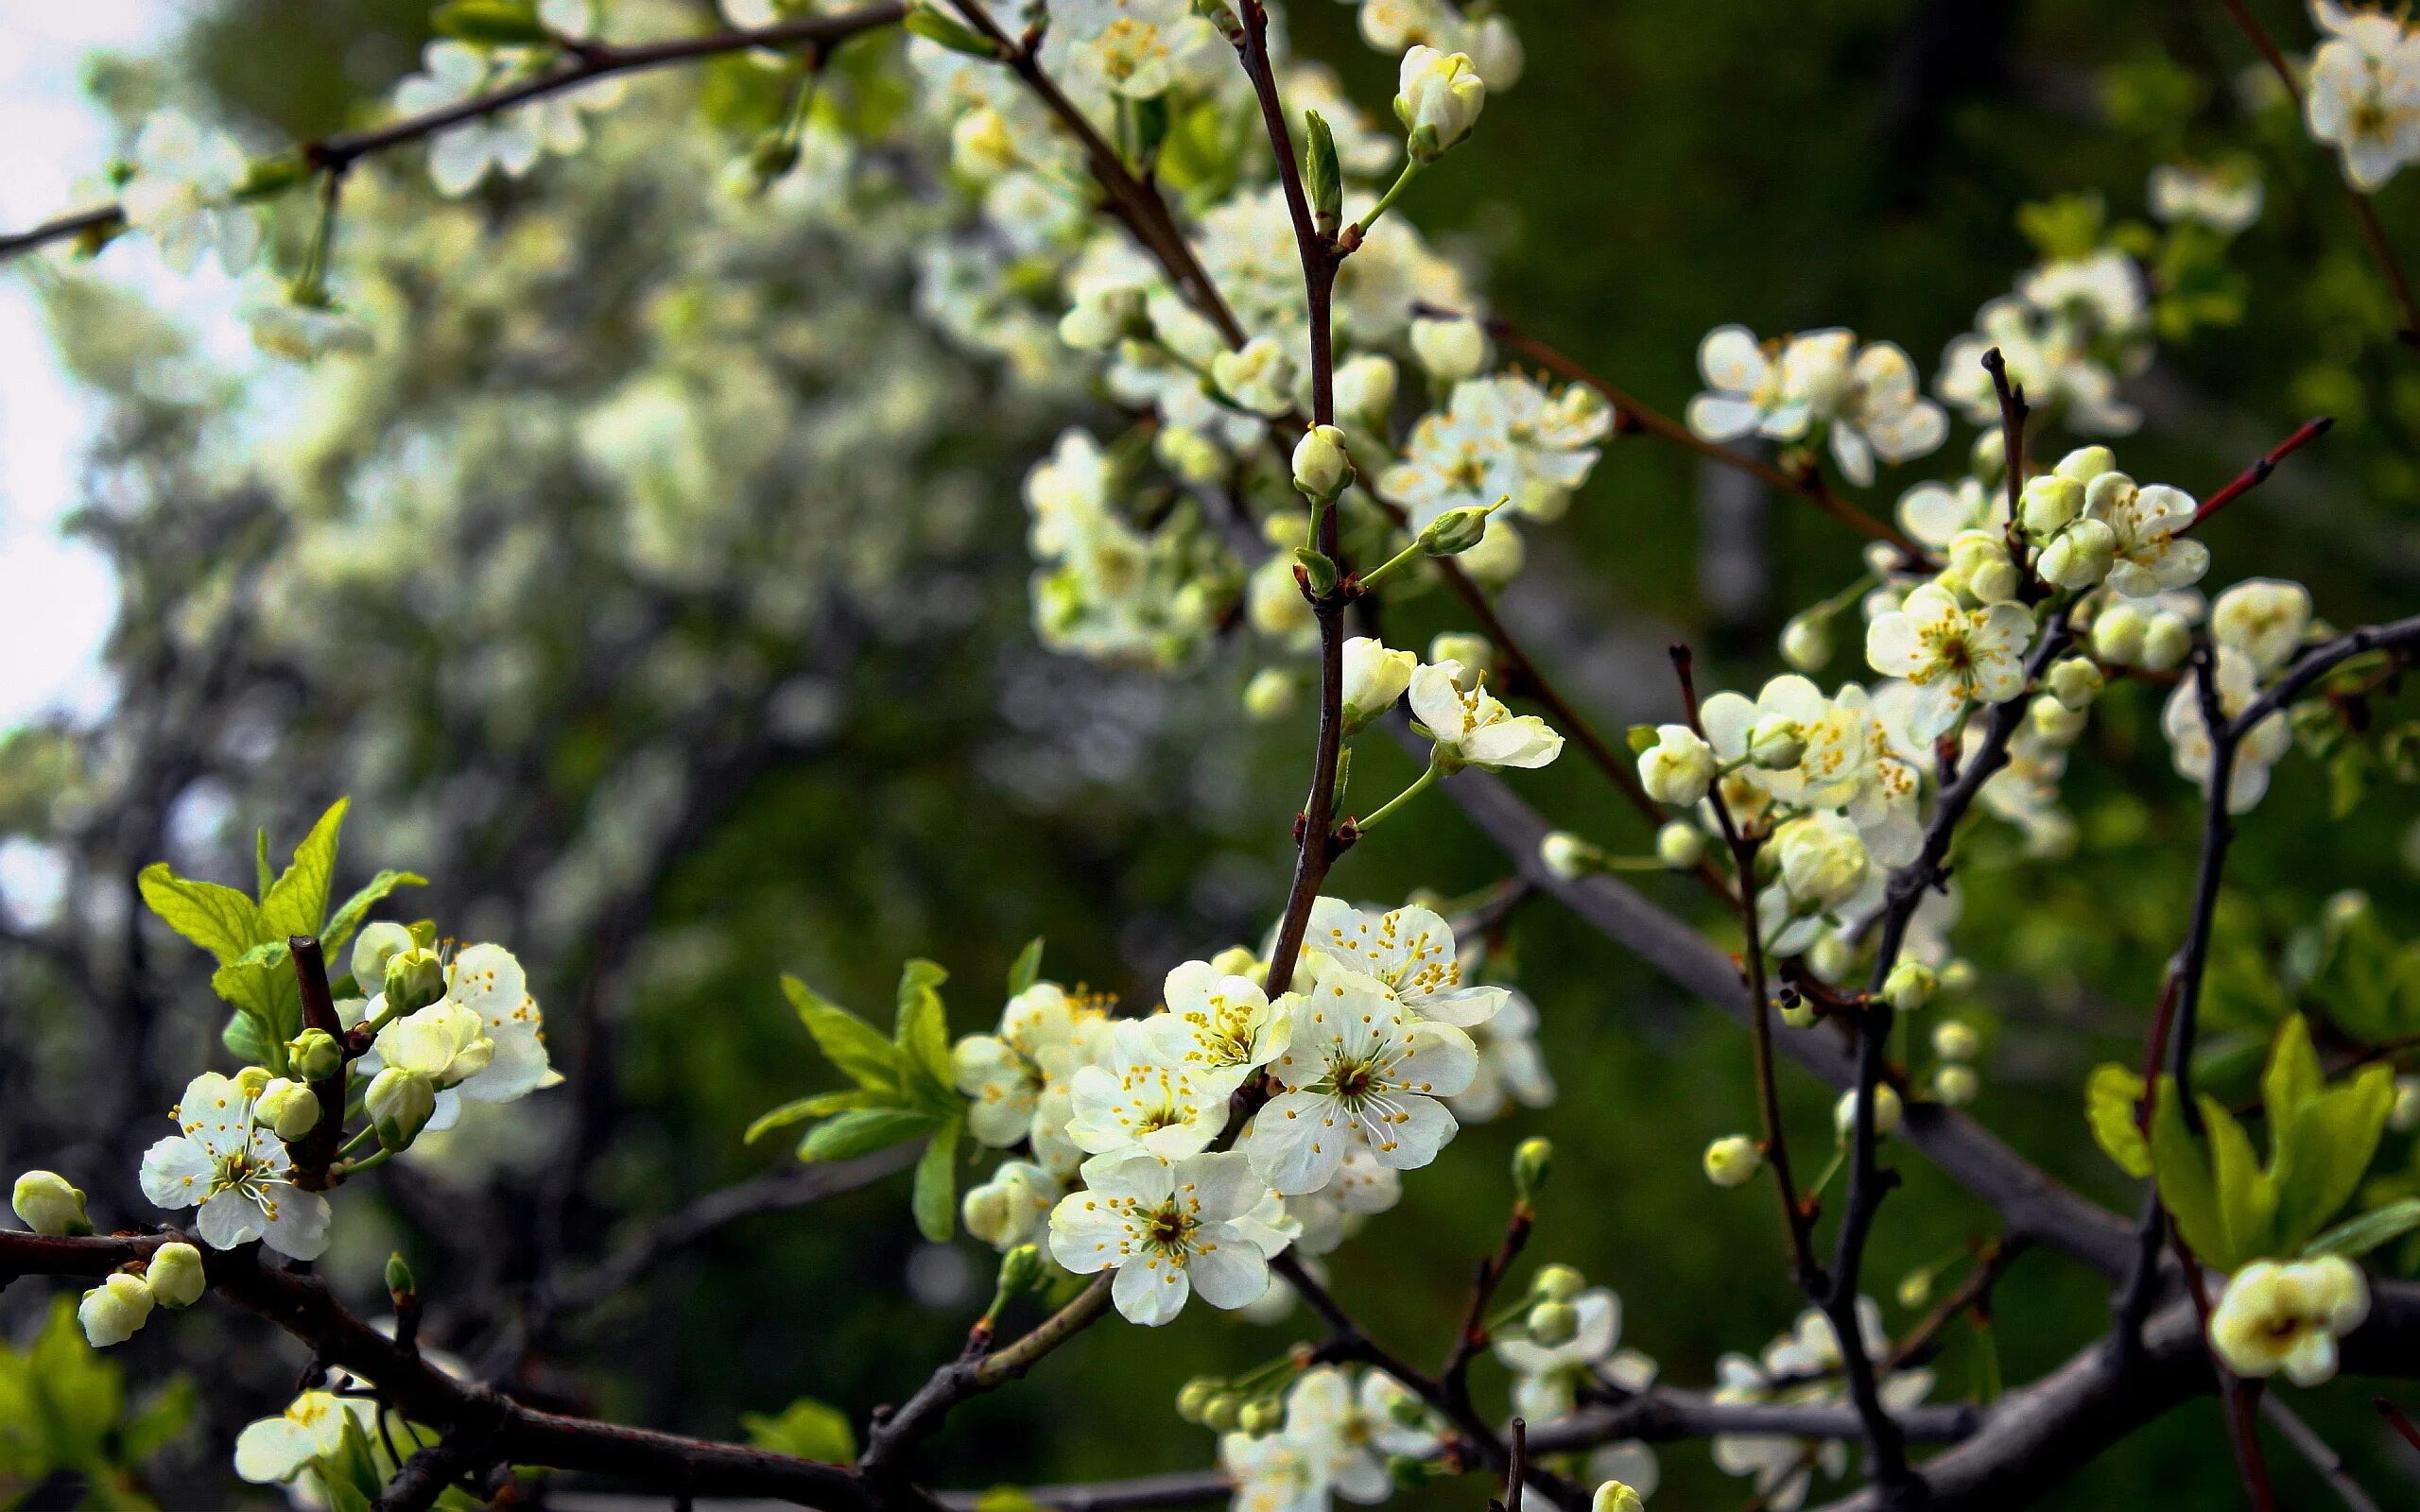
[2,0,2417,1506]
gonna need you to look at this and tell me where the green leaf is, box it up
[254,828,273,900]
[321,869,427,954]
[2202,1093,2277,1270]
[912,1119,961,1243]
[221,1009,274,1064]
[2275,1065,2396,1249]
[739,1397,856,1462]
[259,799,348,943]
[120,1378,196,1463]
[2306,1197,2420,1259]
[1301,109,1340,227]
[744,1090,883,1145]
[1006,936,1045,998]
[2085,1063,2153,1179]
[29,1297,120,1463]
[136,863,263,966]
[1625,724,1659,756]
[781,974,900,1093]
[894,958,953,1095]
[797,1108,934,1163]
[2150,1076,2227,1264]
[2260,1014,2324,1130]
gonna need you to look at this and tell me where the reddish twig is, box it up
[2188,417,2335,529]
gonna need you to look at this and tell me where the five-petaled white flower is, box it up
[1245,971,1477,1194]
[1049,1149,1286,1325]
[139,1074,331,1260]
[1146,960,1294,1080]
[122,112,260,276]
[1066,1018,1237,1160]
[2162,645,2293,814]
[1863,584,2036,743]
[233,1390,373,1485]
[1301,896,1507,1028]
[2307,4,2420,191]
[1409,661,1564,770]
[2208,1256,2370,1385]
[955,981,1115,1156]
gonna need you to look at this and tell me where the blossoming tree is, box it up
[7,1,2420,1510]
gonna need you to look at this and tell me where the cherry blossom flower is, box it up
[122,112,260,276]
[1863,584,2036,743]
[1049,1149,1286,1325]
[1493,1286,1657,1422]
[1409,661,1564,770]
[1066,1018,1238,1160]
[139,1074,331,1260]
[1246,971,1477,1194]
[1300,897,1507,1028]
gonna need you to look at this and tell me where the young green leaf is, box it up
[2274,1064,2396,1250]
[780,974,902,1093]
[321,869,428,954]
[137,864,264,966]
[1007,936,1046,997]
[2304,1197,2420,1259]
[744,1089,883,1146]
[2085,1062,2153,1178]
[912,1118,962,1243]
[2201,1092,2278,1271]
[254,827,274,900]
[259,799,350,943]
[2260,1014,2324,1130]
[2150,1075,2226,1264]
[797,1108,933,1163]
[740,1397,856,1462]
[894,958,953,1095]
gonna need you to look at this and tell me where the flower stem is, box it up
[1345,161,1424,247]
[1356,756,1442,833]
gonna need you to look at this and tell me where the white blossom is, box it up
[1049,1149,1285,1325]
[1409,661,1564,770]
[122,112,259,276]
[1494,1286,1656,1422]
[139,1073,331,1260]
[1066,1017,1238,1160]
[2209,1257,2370,1385]
[2163,646,2293,813]
[1300,896,1507,1028]
[1863,584,2036,743]
[1245,971,1477,1194]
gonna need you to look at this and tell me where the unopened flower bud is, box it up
[1780,612,1833,673]
[350,920,415,988]
[1656,821,1706,870]
[1805,934,1854,986]
[1393,46,1487,163]
[1531,1263,1584,1302]
[1526,1299,1580,1346]
[386,1251,418,1299]
[1703,1134,1763,1189]
[2091,601,2149,665]
[1176,1377,1222,1423]
[2047,658,2103,710]
[1243,667,1300,723]
[233,1066,273,1100]
[1335,353,1399,426]
[2139,610,2192,671]
[1939,958,1978,994]
[1747,715,1808,771]
[2391,1075,2420,1134]
[1417,503,1495,558]
[1835,1084,1903,1142]
[1932,1064,1979,1107]
[78,1273,154,1347]
[2055,444,2115,483]
[1897,1269,1935,1309]
[1540,832,1601,881]
[286,1028,343,1082]
[2030,694,2086,745]
[2038,519,2118,589]
[368,1068,438,1151]
[1881,960,1937,1015]
[1637,725,1715,806]
[147,1242,205,1309]
[2020,474,2084,536]
[1512,1136,1553,1200]
[384,947,447,1016]
[1593,1482,1645,1512]
[255,1077,320,1142]
[1292,424,1354,501]
[1931,1021,1979,1062]
[1201,1393,1242,1432]
[994,1243,1046,1305]
[1427,633,1493,683]
[12,1171,92,1237]
[1779,988,1819,1029]
[1409,315,1487,383]
[1239,1397,1286,1435]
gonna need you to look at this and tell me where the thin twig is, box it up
[2261,1394,2385,1512]
[2188,417,2336,529]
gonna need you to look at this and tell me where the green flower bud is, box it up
[1531,1263,1585,1302]
[386,1251,418,1299]
[1512,1137,1553,1200]
[1780,611,1833,673]
[78,1273,155,1347]
[1426,632,1492,683]
[1243,668,1299,722]
[368,1068,438,1151]
[2020,473,2084,536]
[1931,1020,1979,1062]
[1835,1084,1904,1142]
[1238,1398,1286,1436]
[1201,1392,1242,1432]
[383,947,448,1015]
[1703,1134,1763,1189]
[1416,503,1495,558]
[1539,832,1601,881]
[254,1077,321,1142]
[996,1244,1046,1302]
[1592,1483,1645,1512]
[2055,444,2116,483]
[1932,1065,1979,1107]
[1897,1268,1935,1310]
[1656,821,1707,870]
[1881,960,1937,1015]
[1804,934,1855,986]
[1176,1377,1223,1424]
[1939,958,1978,993]
[2046,657,2104,710]
[1291,424,1354,500]
[1295,546,1340,597]
[1526,1299,1580,1346]
[147,1242,206,1309]
[286,1028,344,1083]
[2139,610,2193,672]
[2090,601,2149,665]
[12,1170,92,1237]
